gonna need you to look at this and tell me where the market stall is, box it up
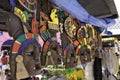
[0,0,119,80]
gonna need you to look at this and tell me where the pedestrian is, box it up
[1,50,10,77]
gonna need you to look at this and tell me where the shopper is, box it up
[1,50,10,73]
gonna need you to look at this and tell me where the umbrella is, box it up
[50,0,116,31]
[1,39,13,51]
[2,39,13,46]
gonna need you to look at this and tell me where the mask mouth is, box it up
[34,58,41,70]
[34,65,46,75]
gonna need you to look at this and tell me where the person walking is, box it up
[1,50,10,80]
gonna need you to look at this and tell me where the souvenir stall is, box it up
[0,0,119,80]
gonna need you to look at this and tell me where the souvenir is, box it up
[64,16,76,38]
[14,7,27,23]
[48,8,59,36]
[10,33,41,79]
[77,26,87,44]
[41,38,62,66]
[39,11,51,41]
[48,8,59,25]
[63,43,76,68]
[102,48,119,75]
[18,0,37,12]
[75,45,91,64]
[16,55,29,80]
[86,24,95,47]
[102,38,119,74]
[40,11,49,27]
[66,68,85,80]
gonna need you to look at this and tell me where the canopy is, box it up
[77,0,118,18]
